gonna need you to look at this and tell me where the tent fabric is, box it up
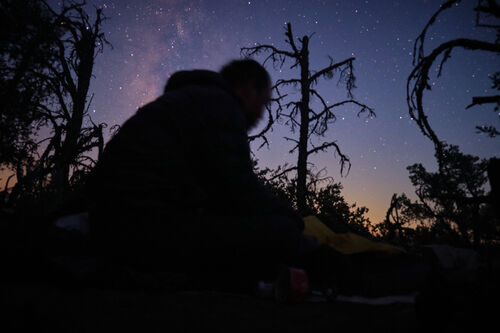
[303,215,405,256]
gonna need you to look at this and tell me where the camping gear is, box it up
[300,216,429,298]
[256,266,310,303]
[256,281,274,298]
[302,215,405,256]
[275,266,309,303]
[422,244,478,270]
[336,293,417,305]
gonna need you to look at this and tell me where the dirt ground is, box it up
[2,284,418,332]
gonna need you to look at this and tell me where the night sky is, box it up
[53,0,499,223]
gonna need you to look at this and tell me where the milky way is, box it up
[49,0,499,223]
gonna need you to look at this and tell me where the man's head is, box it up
[220,59,272,131]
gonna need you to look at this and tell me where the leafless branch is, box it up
[284,22,299,55]
[407,38,500,164]
[466,95,500,109]
[475,0,500,29]
[268,165,298,182]
[412,0,460,66]
[275,78,301,88]
[241,44,295,69]
[284,136,300,154]
[307,141,351,176]
[309,57,355,85]
[248,104,274,150]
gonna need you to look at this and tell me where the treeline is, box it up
[1,0,498,249]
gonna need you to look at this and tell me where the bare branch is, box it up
[307,141,351,176]
[407,38,500,164]
[466,95,500,109]
[309,88,375,123]
[412,0,460,66]
[268,165,298,182]
[271,83,288,108]
[476,125,500,137]
[275,78,301,88]
[309,57,355,85]
[2,174,15,193]
[475,0,500,28]
[84,93,95,116]
[54,39,77,98]
[283,136,299,144]
[284,22,299,55]
[284,136,300,154]
[241,43,296,68]
[248,104,274,150]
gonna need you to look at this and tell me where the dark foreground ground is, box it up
[1,215,498,332]
[3,284,419,332]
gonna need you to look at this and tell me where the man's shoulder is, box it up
[162,69,245,116]
[142,83,245,128]
[137,82,234,113]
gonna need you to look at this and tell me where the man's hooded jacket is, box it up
[85,70,304,266]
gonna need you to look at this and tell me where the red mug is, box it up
[275,266,309,302]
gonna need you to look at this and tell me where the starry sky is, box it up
[51,0,500,223]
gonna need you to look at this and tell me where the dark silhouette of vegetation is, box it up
[0,1,495,253]
[407,0,500,170]
[0,0,112,212]
[255,161,373,237]
[377,145,499,248]
[376,0,500,249]
[375,193,421,247]
[241,22,374,214]
[0,0,60,187]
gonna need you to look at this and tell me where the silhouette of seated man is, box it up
[85,59,318,291]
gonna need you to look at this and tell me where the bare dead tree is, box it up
[7,1,111,207]
[242,22,374,213]
[41,1,109,203]
[407,0,500,171]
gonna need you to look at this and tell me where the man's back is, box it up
[85,69,304,275]
[87,71,243,216]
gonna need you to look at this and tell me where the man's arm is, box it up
[192,87,304,230]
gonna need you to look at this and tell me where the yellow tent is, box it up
[303,215,405,256]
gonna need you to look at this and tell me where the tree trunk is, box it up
[296,36,310,214]
[51,32,96,206]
